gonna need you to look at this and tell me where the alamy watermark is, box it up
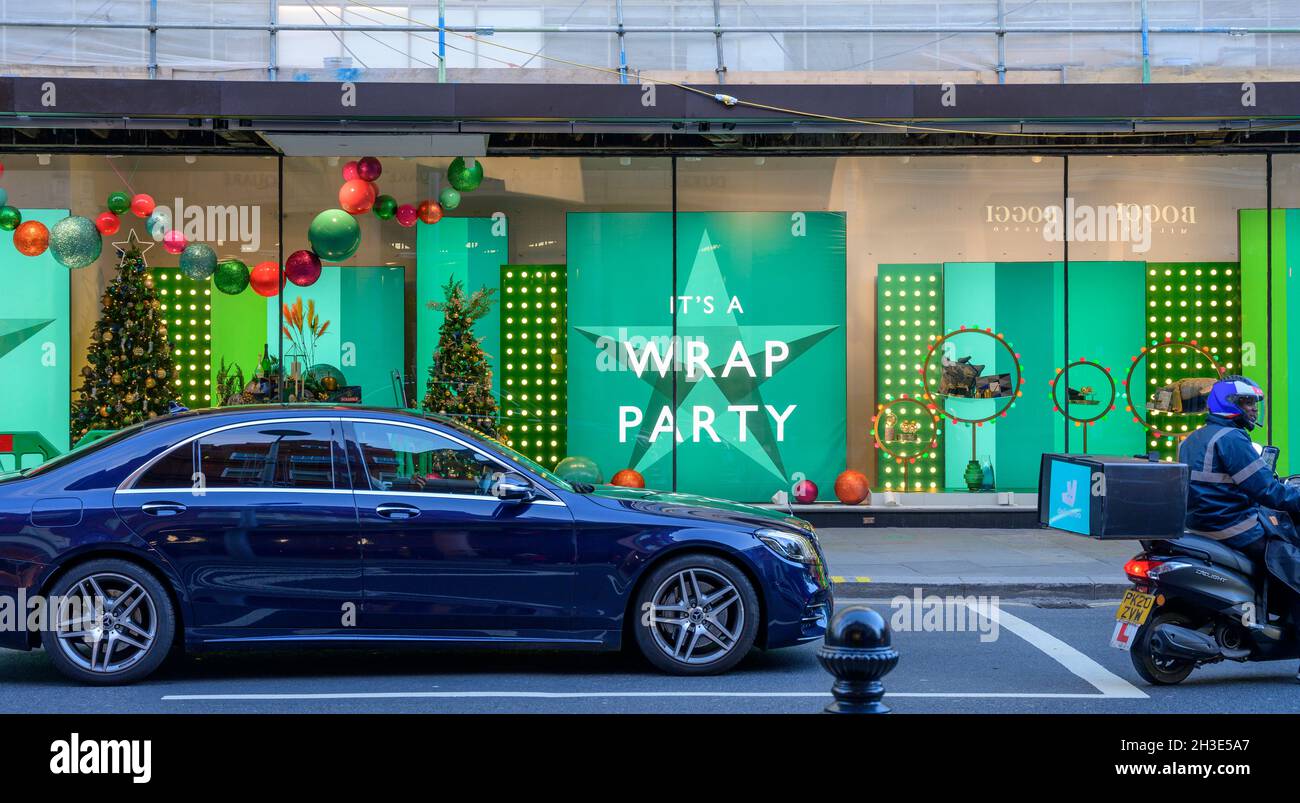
[890,590,1001,642]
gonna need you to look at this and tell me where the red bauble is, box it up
[285,249,322,287]
[793,479,819,504]
[94,211,120,236]
[339,179,377,215]
[417,199,443,225]
[13,220,49,257]
[130,193,155,218]
[342,160,359,181]
[394,204,418,227]
[356,156,382,182]
[833,470,871,505]
[249,260,284,297]
[610,469,645,489]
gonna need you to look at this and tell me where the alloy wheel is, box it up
[53,572,158,675]
[647,567,746,666]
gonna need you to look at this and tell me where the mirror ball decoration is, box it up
[285,249,323,287]
[49,215,102,269]
[308,208,361,262]
[13,220,49,257]
[438,187,461,210]
[447,157,483,192]
[179,242,218,280]
[214,258,250,296]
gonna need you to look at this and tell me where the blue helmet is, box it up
[1207,375,1265,429]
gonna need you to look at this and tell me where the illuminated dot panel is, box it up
[876,264,945,492]
[152,269,213,407]
[1144,262,1241,462]
[500,265,568,466]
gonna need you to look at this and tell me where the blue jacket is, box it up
[1179,413,1300,548]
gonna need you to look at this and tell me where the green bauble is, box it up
[49,215,102,269]
[308,208,362,262]
[213,258,250,295]
[555,455,603,484]
[446,157,483,192]
[373,194,397,220]
[438,187,461,210]
[107,191,131,214]
[179,242,218,280]
[0,205,21,232]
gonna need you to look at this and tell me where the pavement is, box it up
[821,526,1137,600]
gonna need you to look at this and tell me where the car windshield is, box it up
[435,415,574,492]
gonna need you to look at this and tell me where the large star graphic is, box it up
[574,229,839,484]
[0,319,54,362]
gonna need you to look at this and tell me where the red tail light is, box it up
[1124,558,1163,580]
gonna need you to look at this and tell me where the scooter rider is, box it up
[1179,375,1300,680]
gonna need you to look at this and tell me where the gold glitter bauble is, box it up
[155,368,167,379]
[132,347,144,357]
[145,377,156,389]
[103,331,114,342]
[111,373,123,385]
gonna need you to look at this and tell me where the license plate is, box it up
[1116,589,1156,626]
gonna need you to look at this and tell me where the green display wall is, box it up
[567,211,846,502]
[0,208,70,464]
[1241,210,1292,469]
[209,274,265,401]
[417,216,507,405]
[1068,261,1146,459]
[269,266,406,406]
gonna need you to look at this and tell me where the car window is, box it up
[198,422,337,489]
[353,422,501,496]
[135,443,195,489]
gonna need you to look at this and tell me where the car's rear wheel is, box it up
[632,553,760,676]
[40,558,175,685]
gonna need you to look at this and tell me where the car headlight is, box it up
[756,528,818,564]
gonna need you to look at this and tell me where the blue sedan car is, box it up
[0,406,832,683]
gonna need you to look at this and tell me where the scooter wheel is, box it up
[1131,610,1196,685]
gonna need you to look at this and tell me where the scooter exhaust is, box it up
[1149,624,1223,662]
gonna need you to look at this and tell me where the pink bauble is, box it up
[394,203,418,227]
[285,249,323,287]
[162,229,187,255]
[342,160,359,181]
[357,156,382,182]
[793,479,819,504]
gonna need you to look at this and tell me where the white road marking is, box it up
[965,600,1147,699]
[162,690,1117,701]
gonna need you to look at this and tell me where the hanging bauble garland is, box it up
[146,208,171,240]
[0,206,21,231]
[130,193,155,218]
[0,188,7,207]
[417,200,444,225]
[162,229,187,255]
[49,215,102,269]
[249,260,284,297]
[439,187,461,210]
[95,211,120,236]
[179,242,218,280]
[339,179,377,215]
[373,194,397,220]
[106,191,131,215]
[214,258,250,295]
[357,156,383,182]
[395,203,418,227]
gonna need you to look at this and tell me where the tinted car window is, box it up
[354,422,499,496]
[135,443,195,489]
[199,422,336,489]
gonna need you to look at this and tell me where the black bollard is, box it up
[816,605,900,714]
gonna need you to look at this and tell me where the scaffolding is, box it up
[2,1,1300,83]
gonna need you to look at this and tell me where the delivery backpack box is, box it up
[1037,454,1188,539]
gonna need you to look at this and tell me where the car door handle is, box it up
[141,501,187,517]
[375,503,420,520]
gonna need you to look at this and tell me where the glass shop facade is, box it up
[3,151,1298,503]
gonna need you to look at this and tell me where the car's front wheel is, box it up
[632,553,760,675]
[40,558,176,685]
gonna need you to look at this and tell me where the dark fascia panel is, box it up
[3,77,1300,126]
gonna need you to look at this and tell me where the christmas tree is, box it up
[422,278,498,436]
[70,232,178,442]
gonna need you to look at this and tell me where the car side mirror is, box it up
[493,472,536,503]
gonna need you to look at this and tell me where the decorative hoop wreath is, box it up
[919,327,1025,427]
[1049,359,1117,427]
[871,395,940,465]
[1122,339,1224,441]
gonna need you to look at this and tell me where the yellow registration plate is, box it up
[1116,589,1156,626]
